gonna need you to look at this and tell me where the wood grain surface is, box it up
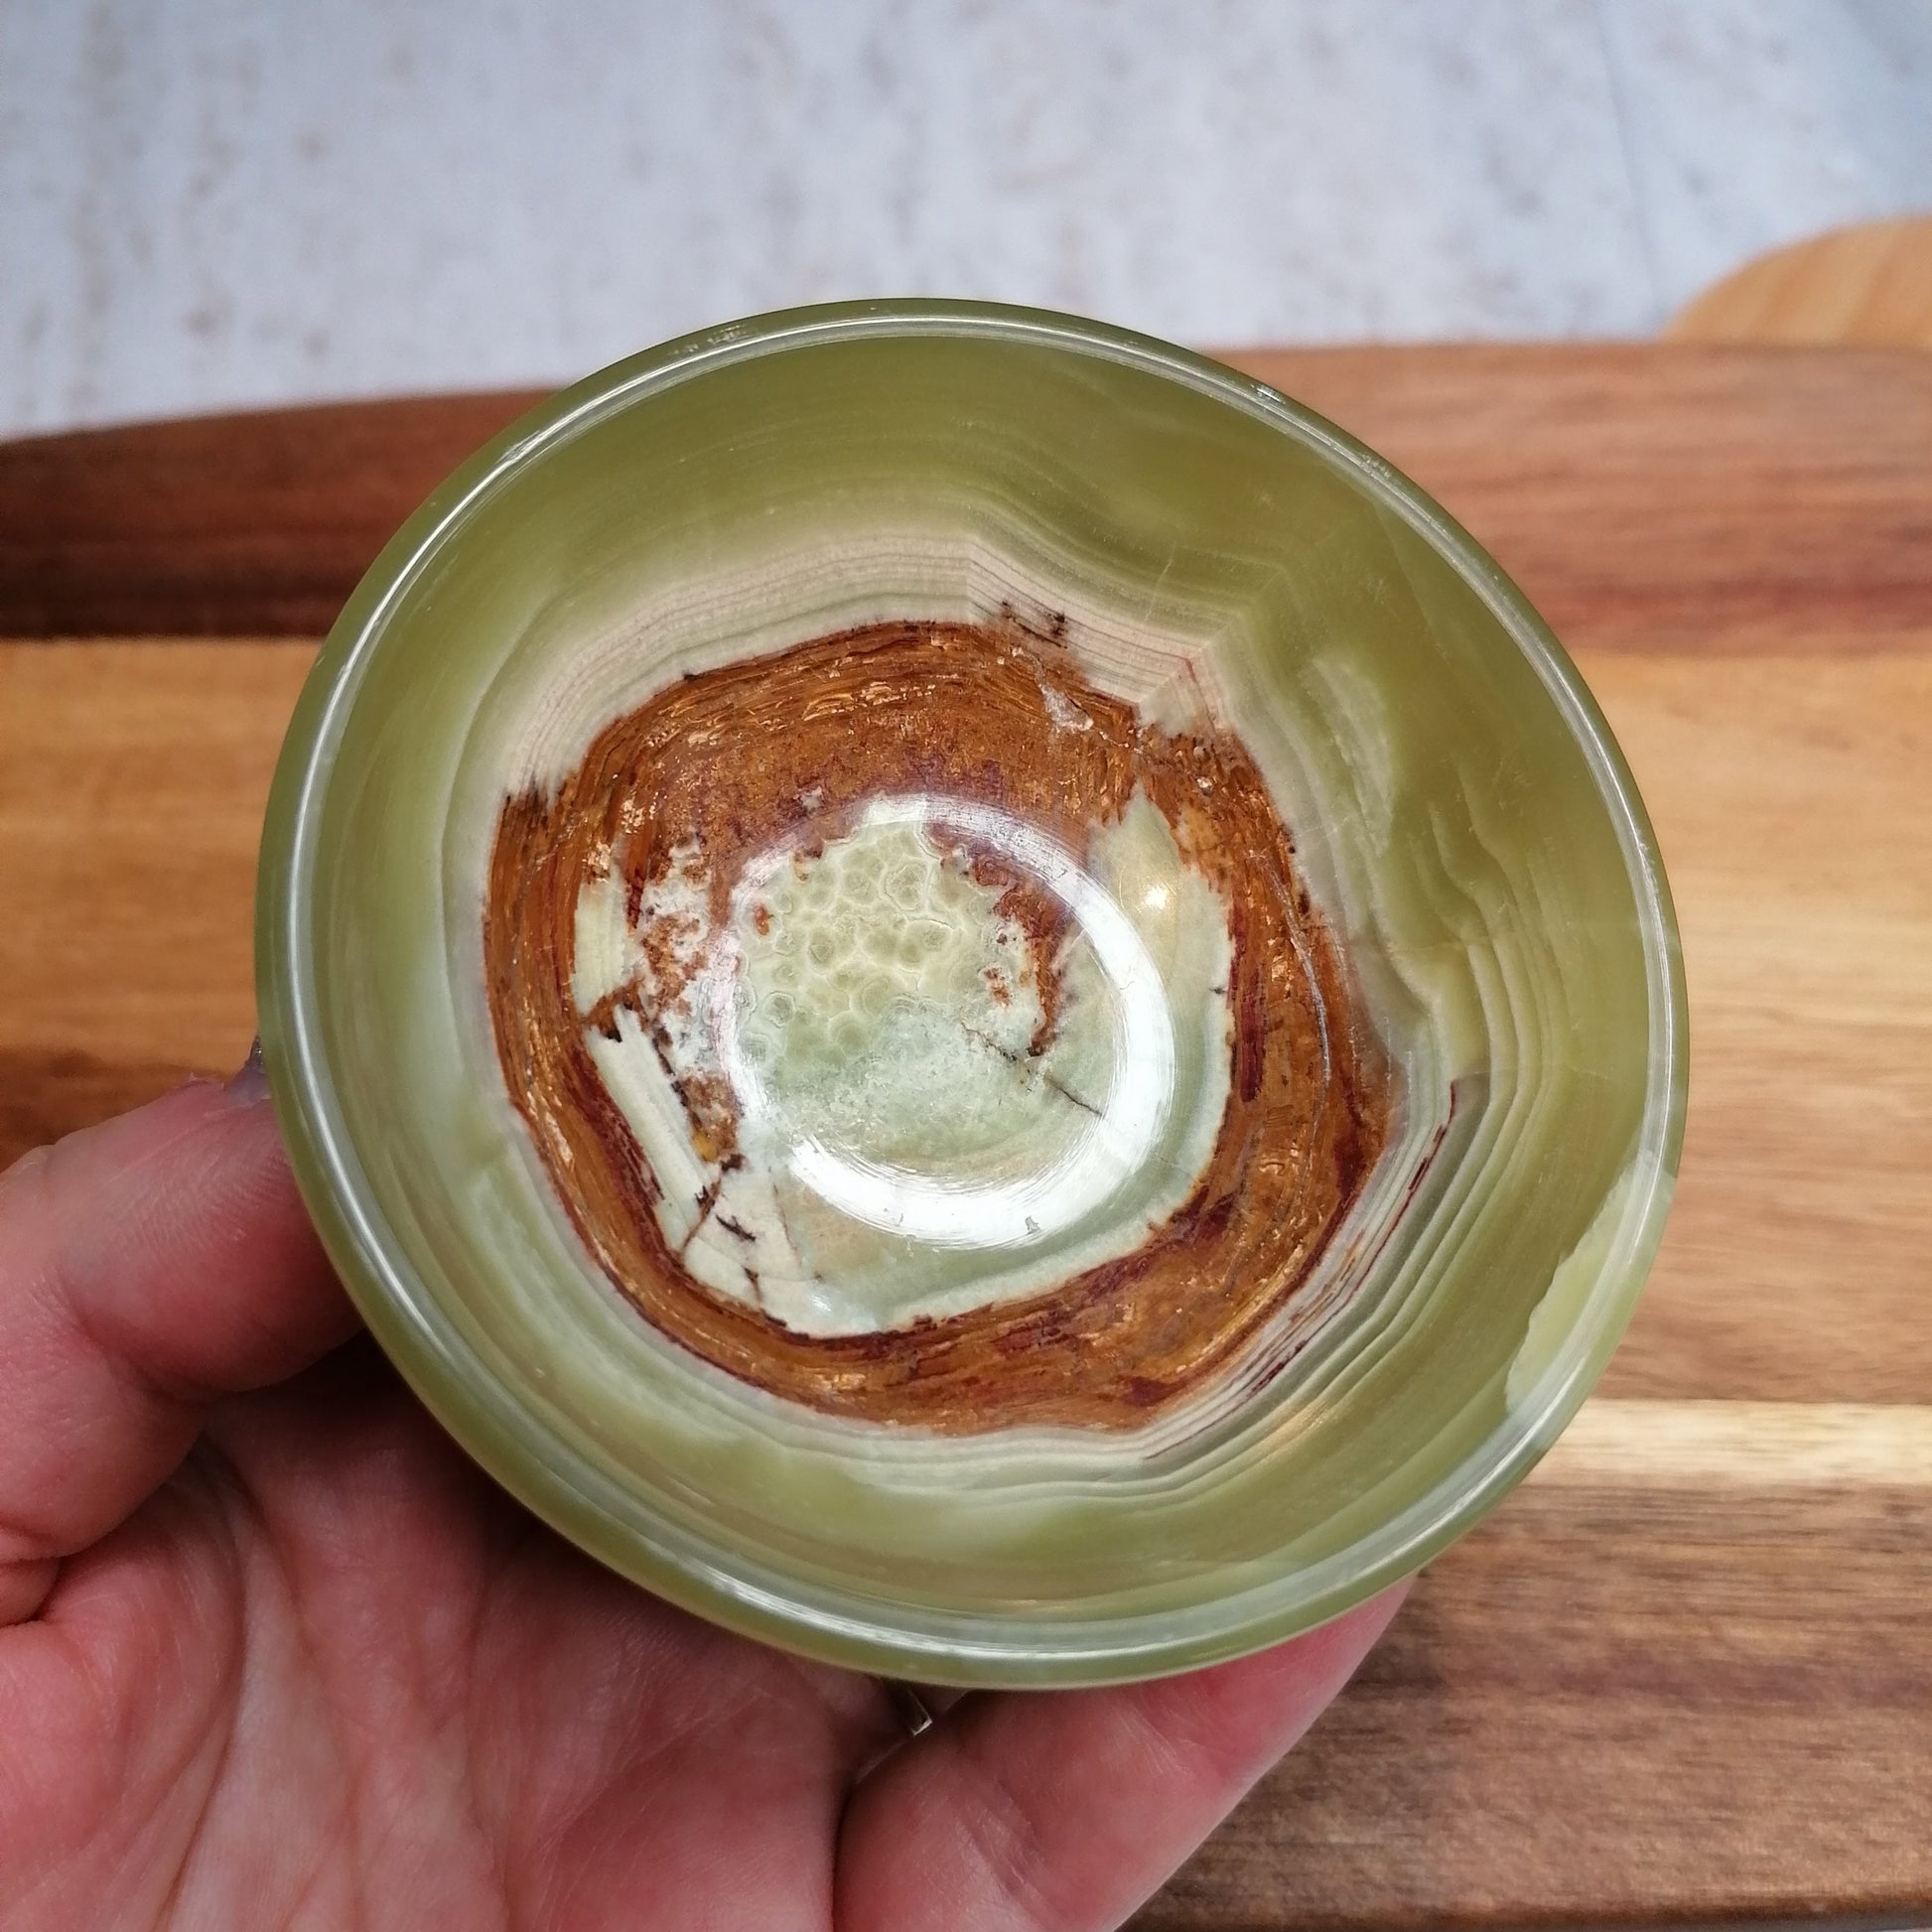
[1669,216,1932,353]
[6,345,1932,651]
[3,345,1928,1930]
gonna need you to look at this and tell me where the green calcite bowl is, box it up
[257,301,1686,1687]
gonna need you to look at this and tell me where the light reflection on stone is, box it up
[714,793,1178,1252]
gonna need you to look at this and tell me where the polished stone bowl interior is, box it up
[258,302,1686,1686]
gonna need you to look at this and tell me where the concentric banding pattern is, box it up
[483,617,1392,1431]
[275,315,1679,1678]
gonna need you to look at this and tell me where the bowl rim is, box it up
[257,298,1689,1686]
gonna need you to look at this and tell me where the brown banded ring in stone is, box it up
[484,618,1390,1431]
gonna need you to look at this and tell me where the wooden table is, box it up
[4,345,1929,1929]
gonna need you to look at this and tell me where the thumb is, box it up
[0,1059,355,1621]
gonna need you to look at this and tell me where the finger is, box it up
[0,1067,355,1621]
[839,1587,1405,1932]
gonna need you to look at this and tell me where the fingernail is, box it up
[227,1035,269,1101]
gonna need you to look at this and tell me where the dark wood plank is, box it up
[0,389,542,638]
[5,346,1931,650]
[1241,344,1932,654]
[1139,1455,1932,1930]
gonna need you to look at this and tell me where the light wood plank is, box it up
[1536,1400,1932,1490]
[9,642,1929,1409]
[1587,652,1932,1406]
[0,640,314,1156]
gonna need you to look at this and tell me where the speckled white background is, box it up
[3,0,1928,437]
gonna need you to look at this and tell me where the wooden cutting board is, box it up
[4,344,1929,1930]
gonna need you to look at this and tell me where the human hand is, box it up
[0,1067,1402,1930]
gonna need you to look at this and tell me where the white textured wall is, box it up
[2,0,1929,437]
